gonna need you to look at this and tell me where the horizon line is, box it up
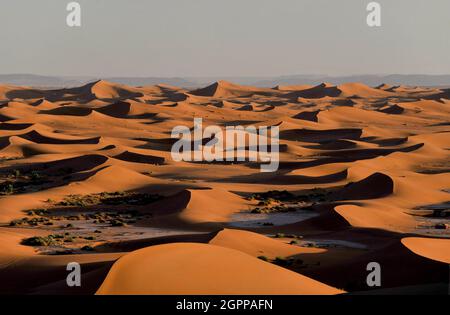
[2,73,450,79]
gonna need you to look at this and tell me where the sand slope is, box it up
[96,243,343,295]
[402,237,450,264]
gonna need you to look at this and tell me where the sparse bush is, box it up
[2,183,14,195]
[109,219,126,227]
[21,236,57,246]
[57,192,164,207]
[27,209,49,216]
[30,171,41,181]
[274,257,294,267]
[10,216,51,227]
[435,223,448,230]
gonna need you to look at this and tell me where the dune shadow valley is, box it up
[0,79,449,295]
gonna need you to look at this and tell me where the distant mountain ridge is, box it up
[1,73,449,88]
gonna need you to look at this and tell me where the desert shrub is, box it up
[30,171,41,181]
[274,257,294,267]
[21,236,57,246]
[10,216,50,227]
[9,219,23,226]
[109,219,126,227]
[435,223,448,230]
[27,209,49,216]
[250,190,295,201]
[58,192,163,207]
[1,182,14,194]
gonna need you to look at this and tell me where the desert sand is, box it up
[0,80,448,294]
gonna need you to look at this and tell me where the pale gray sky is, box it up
[1,0,449,77]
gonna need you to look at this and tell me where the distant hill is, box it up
[0,74,91,88]
[1,73,449,88]
[251,74,450,88]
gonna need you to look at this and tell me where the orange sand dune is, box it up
[96,243,343,295]
[401,237,450,264]
[209,228,325,258]
[69,80,144,100]
[402,237,450,264]
[0,84,46,100]
[286,83,341,99]
[149,188,251,227]
[0,79,448,295]
[337,82,393,98]
[190,81,279,98]
[285,82,393,100]
[274,84,313,91]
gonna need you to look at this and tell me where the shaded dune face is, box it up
[286,83,342,99]
[332,172,394,200]
[280,128,363,142]
[0,80,449,295]
[378,104,405,115]
[292,110,320,122]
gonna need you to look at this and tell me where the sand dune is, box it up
[292,110,320,122]
[190,81,278,98]
[71,80,144,100]
[401,237,450,264]
[113,150,164,165]
[96,243,343,295]
[286,83,341,99]
[151,188,252,226]
[39,106,93,116]
[333,172,394,200]
[337,82,393,98]
[285,82,393,100]
[378,104,405,114]
[0,79,448,295]
[209,228,325,258]
[20,130,101,144]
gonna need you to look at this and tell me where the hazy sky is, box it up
[1,0,449,77]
